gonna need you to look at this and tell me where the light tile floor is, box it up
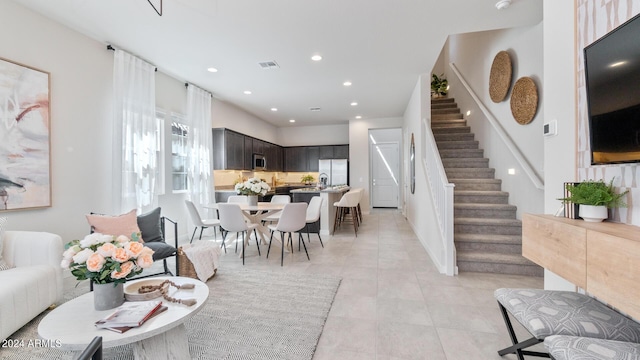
[64,208,543,359]
[210,208,544,360]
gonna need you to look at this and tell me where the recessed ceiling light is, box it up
[243,90,252,95]
[350,102,358,106]
[311,55,323,61]
[355,115,362,119]
[343,81,352,86]
[207,67,218,73]
[289,119,296,123]
[271,108,278,112]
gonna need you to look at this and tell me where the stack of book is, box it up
[95,300,167,333]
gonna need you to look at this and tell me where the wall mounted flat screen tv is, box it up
[585,12,640,165]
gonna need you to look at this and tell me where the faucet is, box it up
[319,173,328,188]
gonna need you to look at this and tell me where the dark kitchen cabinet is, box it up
[244,136,253,170]
[284,147,307,172]
[333,145,349,159]
[252,138,265,156]
[307,147,320,172]
[212,128,245,170]
[319,146,334,159]
[273,146,283,172]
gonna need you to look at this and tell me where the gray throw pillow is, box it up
[137,207,163,243]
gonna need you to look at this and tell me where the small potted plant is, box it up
[558,179,628,222]
[431,73,448,98]
[301,174,315,185]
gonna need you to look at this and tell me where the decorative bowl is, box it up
[124,279,167,301]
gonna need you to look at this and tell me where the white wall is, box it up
[403,76,448,272]
[446,24,545,218]
[211,100,278,144]
[349,117,404,212]
[0,1,115,241]
[542,0,578,290]
[277,124,349,146]
[0,2,277,243]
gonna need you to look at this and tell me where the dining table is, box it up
[205,202,289,256]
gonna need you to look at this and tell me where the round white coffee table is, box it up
[38,276,209,360]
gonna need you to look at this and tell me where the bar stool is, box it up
[333,191,360,237]
[350,188,364,224]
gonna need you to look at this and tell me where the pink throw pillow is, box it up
[86,209,142,240]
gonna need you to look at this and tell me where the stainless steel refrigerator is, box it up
[318,159,348,186]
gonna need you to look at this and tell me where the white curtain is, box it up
[186,84,213,211]
[112,49,158,214]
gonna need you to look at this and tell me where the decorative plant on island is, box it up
[558,179,628,222]
[61,232,155,285]
[234,177,271,196]
[301,174,315,185]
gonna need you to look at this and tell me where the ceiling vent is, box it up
[258,61,280,69]
[309,107,321,112]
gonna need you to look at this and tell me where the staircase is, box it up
[431,97,542,276]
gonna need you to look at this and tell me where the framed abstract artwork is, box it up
[0,57,51,211]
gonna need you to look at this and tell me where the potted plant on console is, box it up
[559,179,628,222]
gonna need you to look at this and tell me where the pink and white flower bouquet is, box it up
[61,233,155,284]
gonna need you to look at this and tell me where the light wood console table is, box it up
[522,214,640,319]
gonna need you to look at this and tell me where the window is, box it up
[171,116,189,192]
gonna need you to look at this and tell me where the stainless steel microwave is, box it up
[253,154,266,170]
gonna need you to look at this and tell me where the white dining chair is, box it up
[217,203,260,265]
[185,200,221,243]
[263,195,291,223]
[267,202,309,266]
[304,196,324,247]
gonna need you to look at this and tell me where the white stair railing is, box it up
[421,117,456,276]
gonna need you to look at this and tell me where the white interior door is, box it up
[371,142,399,208]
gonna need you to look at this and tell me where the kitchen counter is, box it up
[290,186,350,193]
[291,186,350,235]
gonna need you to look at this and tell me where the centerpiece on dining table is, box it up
[61,232,155,310]
[234,177,271,206]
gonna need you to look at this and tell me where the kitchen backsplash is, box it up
[214,170,320,189]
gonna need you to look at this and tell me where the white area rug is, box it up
[0,269,341,360]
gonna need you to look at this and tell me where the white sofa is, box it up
[0,231,63,341]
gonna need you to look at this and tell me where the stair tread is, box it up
[450,179,501,183]
[455,217,521,226]
[454,190,508,195]
[455,233,522,243]
[443,158,489,162]
[454,203,516,209]
[456,252,537,266]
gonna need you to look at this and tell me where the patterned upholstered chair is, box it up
[544,335,640,360]
[494,288,640,360]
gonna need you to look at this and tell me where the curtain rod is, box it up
[185,83,213,97]
[107,45,157,72]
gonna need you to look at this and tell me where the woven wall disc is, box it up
[510,77,538,125]
[489,51,512,103]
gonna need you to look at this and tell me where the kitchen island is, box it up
[290,186,349,235]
